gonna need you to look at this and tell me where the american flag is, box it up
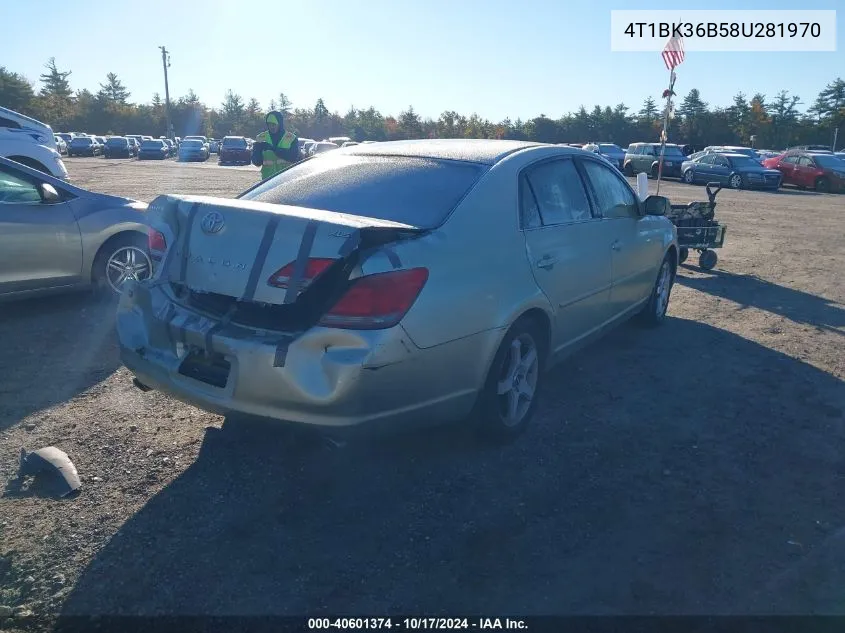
[662,34,685,70]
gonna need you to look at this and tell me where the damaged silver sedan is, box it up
[117,140,679,441]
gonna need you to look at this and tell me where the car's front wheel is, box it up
[815,177,830,193]
[729,174,744,189]
[682,169,695,184]
[93,234,153,296]
[472,318,546,443]
[638,253,675,327]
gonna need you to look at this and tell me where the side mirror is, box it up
[643,195,670,216]
[40,183,61,204]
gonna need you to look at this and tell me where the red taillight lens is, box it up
[148,229,166,252]
[319,268,429,330]
[267,258,336,289]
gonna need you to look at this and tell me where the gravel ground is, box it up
[1,155,844,630]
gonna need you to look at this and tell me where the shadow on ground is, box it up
[0,292,122,430]
[59,318,845,617]
[677,270,845,334]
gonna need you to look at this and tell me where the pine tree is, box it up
[39,58,72,99]
[97,72,130,103]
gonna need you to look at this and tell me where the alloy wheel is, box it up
[105,246,152,293]
[496,334,539,427]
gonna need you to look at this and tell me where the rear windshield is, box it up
[663,146,685,157]
[599,144,623,153]
[223,137,247,147]
[240,155,487,228]
[107,137,128,145]
[71,137,93,145]
[142,140,163,148]
[182,140,203,148]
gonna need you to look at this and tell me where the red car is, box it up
[762,151,845,193]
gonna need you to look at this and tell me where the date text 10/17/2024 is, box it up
[307,618,528,630]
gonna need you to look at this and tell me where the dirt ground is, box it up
[1,155,844,630]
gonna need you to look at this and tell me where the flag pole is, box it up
[656,67,675,197]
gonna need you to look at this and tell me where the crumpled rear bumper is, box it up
[116,282,489,428]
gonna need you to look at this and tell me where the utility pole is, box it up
[159,46,173,139]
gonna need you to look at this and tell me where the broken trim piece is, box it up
[19,447,82,498]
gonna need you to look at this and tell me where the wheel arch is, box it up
[89,229,149,283]
[665,244,679,272]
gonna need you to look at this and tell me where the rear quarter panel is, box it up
[369,148,560,351]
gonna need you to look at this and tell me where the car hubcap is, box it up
[106,246,152,293]
[496,334,539,427]
[684,171,693,183]
[656,261,672,317]
[731,176,741,188]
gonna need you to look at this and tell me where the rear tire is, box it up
[678,247,689,264]
[638,254,675,327]
[650,164,659,179]
[624,162,634,177]
[471,318,546,444]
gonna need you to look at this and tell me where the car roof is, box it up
[343,139,543,165]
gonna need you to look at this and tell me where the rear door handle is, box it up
[611,240,622,252]
[536,254,558,270]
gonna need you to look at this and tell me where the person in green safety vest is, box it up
[251,110,301,180]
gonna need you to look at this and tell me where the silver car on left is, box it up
[0,156,151,301]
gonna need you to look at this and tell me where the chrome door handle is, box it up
[611,241,622,252]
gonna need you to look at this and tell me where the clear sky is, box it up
[1,0,841,120]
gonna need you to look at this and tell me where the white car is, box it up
[0,106,68,179]
[54,135,68,155]
[311,141,338,155]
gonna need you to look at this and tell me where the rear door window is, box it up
[797,156,815,167]
[580,159,639,219]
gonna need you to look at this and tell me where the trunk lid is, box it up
[150,194,420,307]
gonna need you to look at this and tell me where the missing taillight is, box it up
[318,268,429,330]
[267,258,336,290]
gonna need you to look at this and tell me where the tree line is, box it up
[1,58,843,150]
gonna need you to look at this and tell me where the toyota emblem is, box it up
[201,211,225,234]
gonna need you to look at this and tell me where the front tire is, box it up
[93,234,153,296]
[678,247,689,264]
[815,177,830,193]
[638,254,675,326]
[682,169,695,184]
[472,319,546,443]
[729,174,743,189]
